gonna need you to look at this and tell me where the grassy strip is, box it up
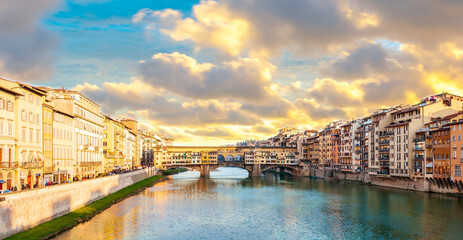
[6,175,166,240]
[163,168,188,176]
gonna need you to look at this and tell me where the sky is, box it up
[2,0,463,145]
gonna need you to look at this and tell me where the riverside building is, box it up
[0,84,21,190]
[49,89,104,179]
[1,79,47,189]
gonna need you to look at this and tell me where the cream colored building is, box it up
[49,90,104,179]
[0,85,21,190]
[375,94,463,178]
[124,128,136,169]
[1,79,46,189]
[52,109,75,183]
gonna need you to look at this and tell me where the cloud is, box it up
[75,79,263,127]
[295,98,347,121]
[139,52,276,102]
[0,0,60,81]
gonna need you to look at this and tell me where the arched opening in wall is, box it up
[7,172,12,189]
[217,155,225,162]
[0,172,4,190]
[225,155,234,162]
[234,155,243,162]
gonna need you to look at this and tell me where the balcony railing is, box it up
[0,161,19,168]
[378,141,390,145]
[413,138,425,142]
[413,147,424,151]
[413,155,424,161]
[379,131,394,136]
[379,148,390,153]
[79,161,102,167]
[379,156,390,161]
[21,162,44,169]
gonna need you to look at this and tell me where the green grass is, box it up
[163,168,188,175]
[6,175,165,240]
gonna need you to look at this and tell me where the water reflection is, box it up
[54,168,463,240]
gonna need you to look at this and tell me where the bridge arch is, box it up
[217,154,225,162]
[261,165,301,175]
[234,154,243,162]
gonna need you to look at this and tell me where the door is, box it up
[27,171,32,187]
[7,179,12,190]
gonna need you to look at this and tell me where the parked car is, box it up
[0,189,11,194]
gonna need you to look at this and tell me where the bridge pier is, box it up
[200,164,211,178]
[250,164,262,177]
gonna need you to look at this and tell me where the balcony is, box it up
[413,138,425,142]
[79,161,102,167]
[413,155,424,161]
[433,144,450,149]
[378,141,390,145]
[21,162,44,169]
[379,131,394,137]
[379,148,390,153]
[379,156,390,161]
[0,162,19,169]
[413,147,424,151]
[380,163,390,167]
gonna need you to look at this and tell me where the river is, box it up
[53,167,463,240]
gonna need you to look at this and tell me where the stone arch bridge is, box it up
[165,146,302,177]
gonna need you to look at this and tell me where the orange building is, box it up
[330,129,341,169]
[431,127,451,179]
[448,119,463,182]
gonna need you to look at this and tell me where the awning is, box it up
[425,162,433,168]
[0,180,6,183]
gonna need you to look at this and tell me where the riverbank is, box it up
[163,168,188,175]
[5,175,166,240]
[301,166,463,196]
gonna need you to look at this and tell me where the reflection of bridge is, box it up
[163,146,302,177]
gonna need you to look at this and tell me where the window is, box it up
[0,98,4,109]
[459,135,462,141]
[103,142,107,147]
[6,101,13,111]
[456,165,461,177]
[22,128,26,141]
[7,121,12,136]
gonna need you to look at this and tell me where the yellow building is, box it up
[103,115,126,172]
[42,103,54,184]
[0,84,22,191]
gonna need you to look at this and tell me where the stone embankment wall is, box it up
[301,167,461,195]
[0,167,158,239]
